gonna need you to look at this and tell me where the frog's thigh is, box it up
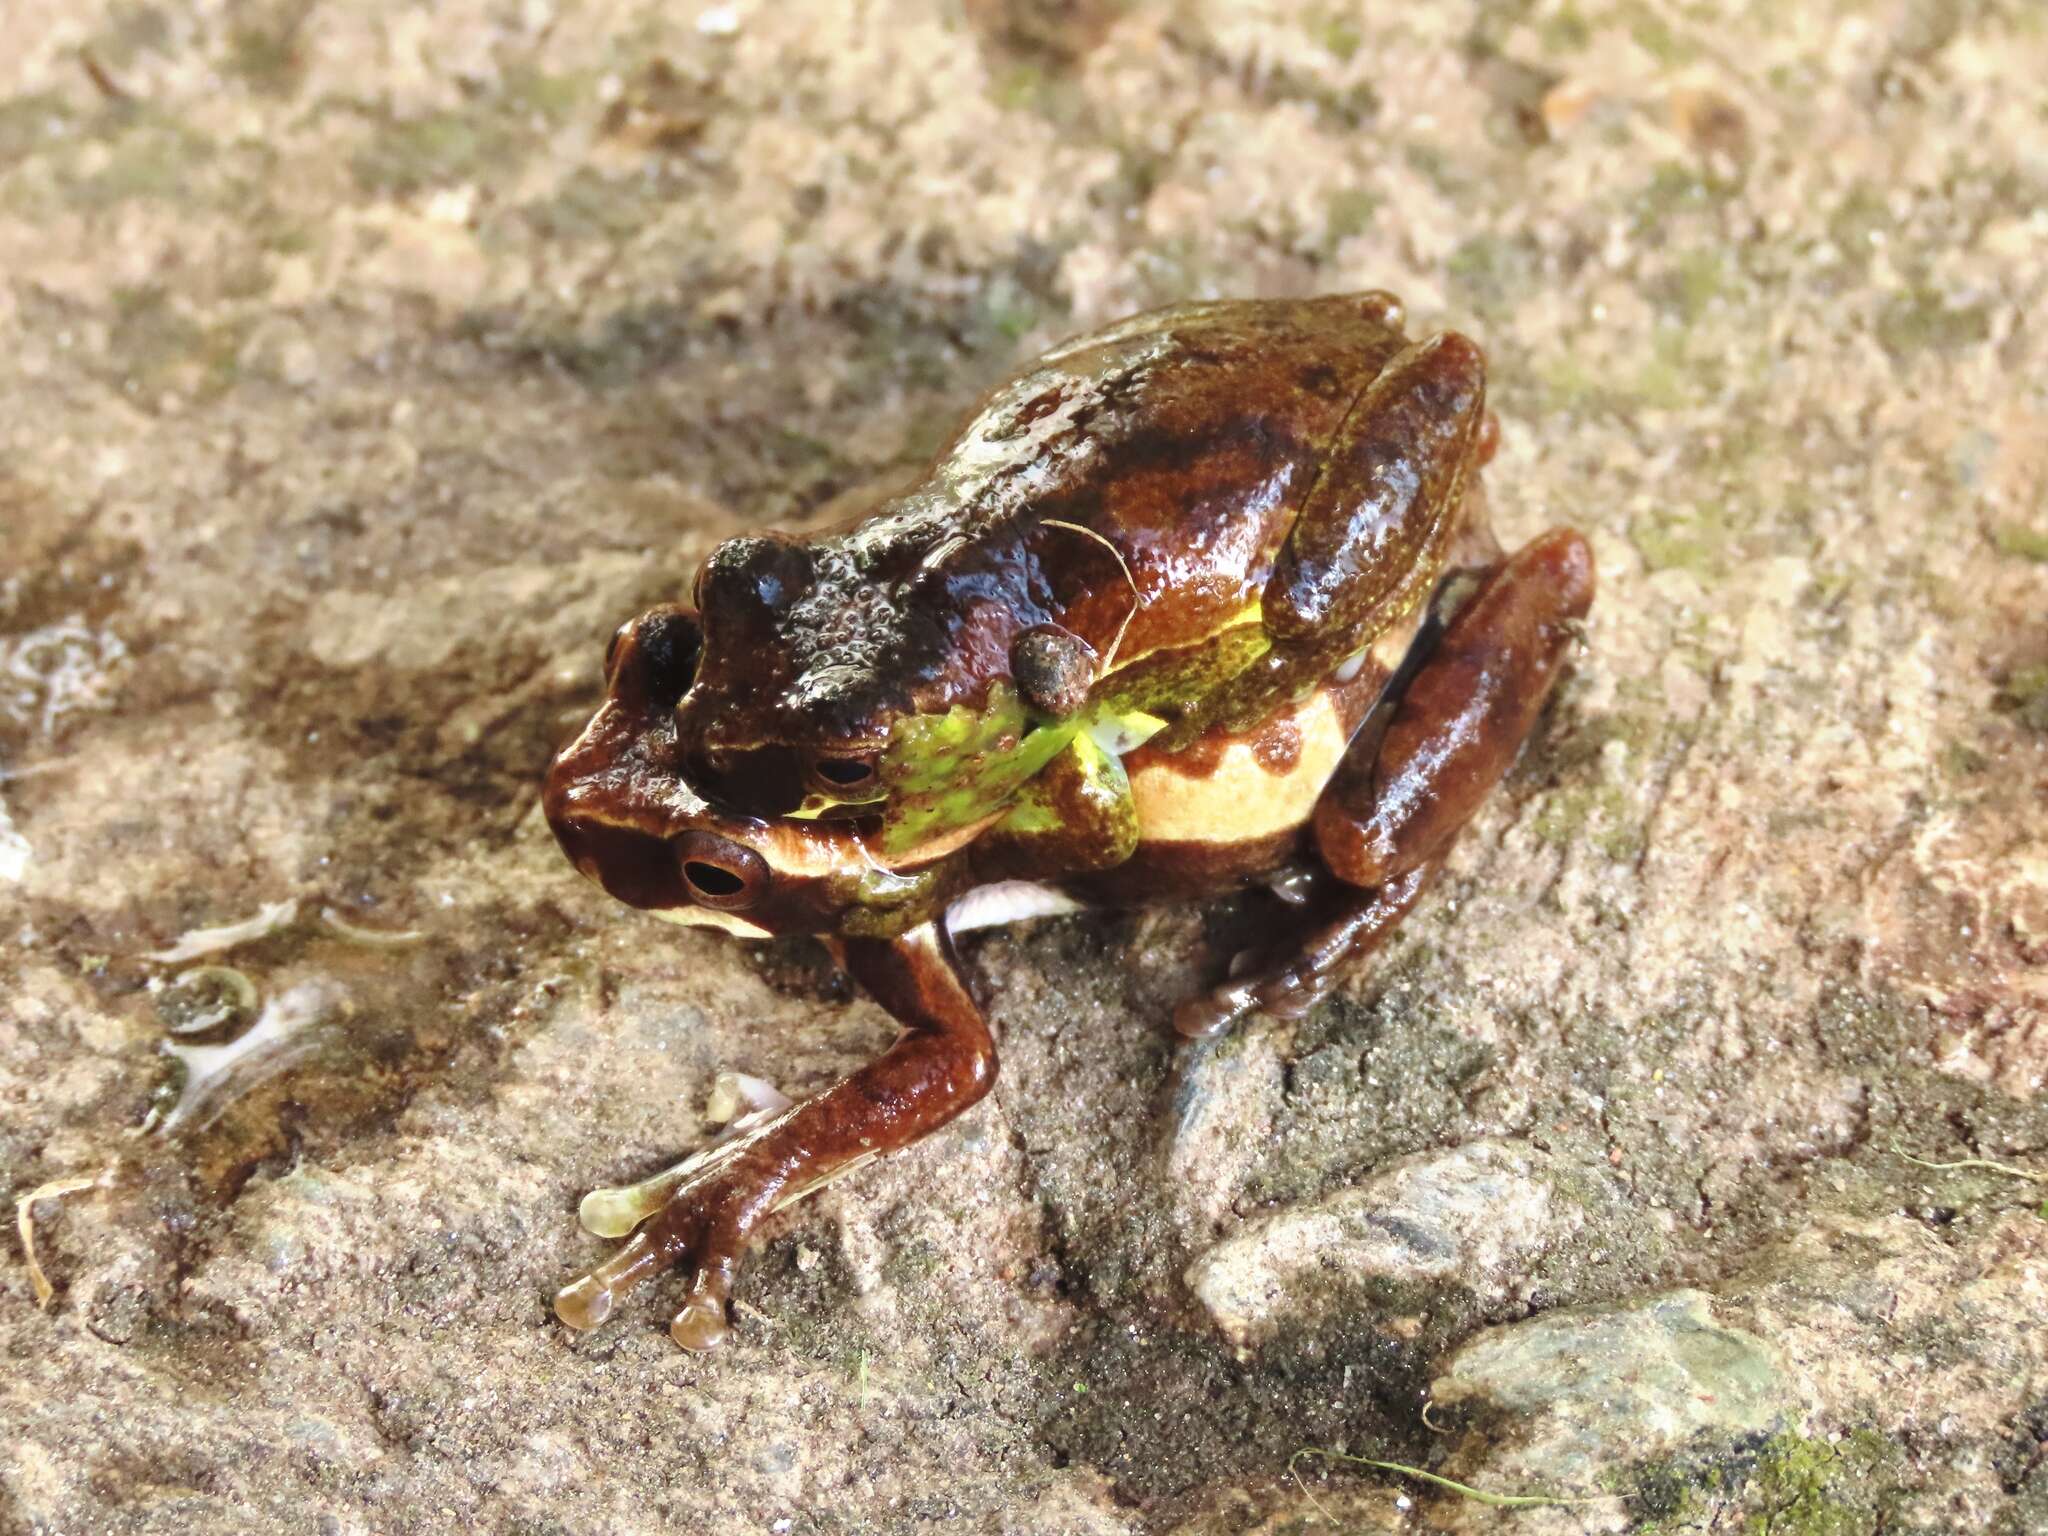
[1313,528,1595,887]
[1264,332,1488,647]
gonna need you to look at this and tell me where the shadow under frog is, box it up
[541,292,1595,1351]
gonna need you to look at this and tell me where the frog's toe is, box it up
[555,1180,755,1348]
[553,1228,667,1332]
[1249,960,1336,1020]
[669,1255,738,1351]
[1174,980,1258,1038]
[555,1273,612,1330]
[1174,956,1326,1037]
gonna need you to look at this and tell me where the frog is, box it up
[541,292,1595,1351]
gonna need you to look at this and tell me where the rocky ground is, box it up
[3,2,2046,1532]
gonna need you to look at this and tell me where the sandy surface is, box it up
[3,2,2045,1532]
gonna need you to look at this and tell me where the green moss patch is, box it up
[349,77,585,200]
[1637,1429,1905,1534]
[1629,500,1734,576]
[0,92,76,167]
[2000,665,2048,733]
[69,114,218,208]
[1875,288,1993,358]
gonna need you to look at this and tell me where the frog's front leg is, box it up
[554,922,993,1349]
[1175,528,1594,1038]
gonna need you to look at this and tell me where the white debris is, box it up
[0,794,28,882]
[1,615,129,733]
[145,899,299,963]
[157,979,346,1135]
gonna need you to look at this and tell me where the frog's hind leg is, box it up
[1173,529,1594,1038]
[1173,863,1437,1037]
[553,923,996,1349]
[1263,331,1491,651]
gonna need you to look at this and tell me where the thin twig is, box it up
[1288,1447,1622,1513]
[17,1171,111,1307]
[1041,519,1140,674]
[1893,1146,2044,1183]
[78,50,134,102]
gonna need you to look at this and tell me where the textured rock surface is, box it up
[1432,1289,1793,1497]
[1186,1137,1627,1350]
[3,2,2046,1532]
[1426,1210,2048,1533]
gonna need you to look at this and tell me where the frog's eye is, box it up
[606,606,703,710]
[676,830,770,912]
[809,754,879,794]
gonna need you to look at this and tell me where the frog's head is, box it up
[670,527,1052,829]
[661,533,884,819]
[543,602,965,939]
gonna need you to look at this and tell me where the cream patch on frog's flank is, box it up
[1126,607,1425,843]
[1129,691,1353,842]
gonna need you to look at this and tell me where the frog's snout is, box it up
[548,814,685,910]
[675,829,771,912]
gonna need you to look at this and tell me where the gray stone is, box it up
[1431,1289,1792,1491]
[1186,1139,1595,1349]
[1419,1214,2048,1530]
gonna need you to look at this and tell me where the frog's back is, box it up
[922,294,1411,660]
[685,295,1420,754]
[802,295,1408,715]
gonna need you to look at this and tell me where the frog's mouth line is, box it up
[646,906,774,939]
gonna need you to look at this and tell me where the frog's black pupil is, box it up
[816,758,873,786]
[683,861,745,897]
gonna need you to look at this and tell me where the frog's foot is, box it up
[555,1129,891,1348]
[1172,864,1433,1038]
[554,1159,759,1351]
[554,1070,800,1349]
[555,924,996,1352]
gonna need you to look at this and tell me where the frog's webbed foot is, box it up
[555,1170,757,1350]
[553,924,994,1351]
[554,1071,796,1347]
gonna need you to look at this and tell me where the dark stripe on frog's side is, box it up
[680,294,1412,747]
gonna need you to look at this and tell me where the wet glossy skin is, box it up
[542,292,1595,1350]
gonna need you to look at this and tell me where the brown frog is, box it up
[542,292,1594,1350]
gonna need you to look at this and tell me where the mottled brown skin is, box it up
[674,292,1464,813]
[541,293,1594,1350]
